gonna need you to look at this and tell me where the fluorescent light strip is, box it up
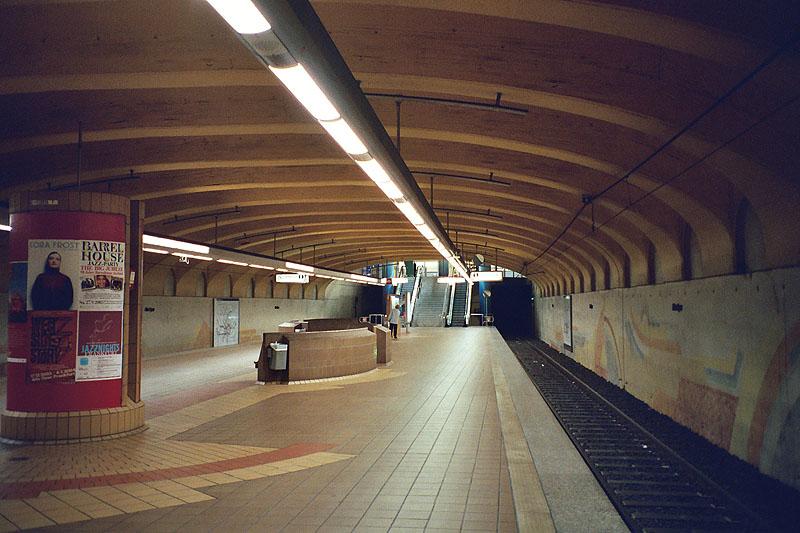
[171,252,213,261]
[143,247,169,255]
[218,259,248,266]
[355,159,405,201]
[416,223,436,241]
[206,0,271,34]
[350,273,376,282]
[285,261,314,273]
[269,64,340,121]
[319,118,368,156]
[0,224,11,232]
[396,202,423,226]
[249,264,275,270]
[210,1,468,281]
[144,235,209,254]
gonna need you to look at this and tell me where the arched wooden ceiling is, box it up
[1,0,799,291]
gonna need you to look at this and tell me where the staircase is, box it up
[450,282,468,327]
[412,277,449,327]
[396,277,415,298]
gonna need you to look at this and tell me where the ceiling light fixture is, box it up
[206,0,271,34]
[396,202,423,226]
[268,64,340,121]
[285,261,314,273]
[249,264,275,270]
[143,247,169,255]
[355,159,404,201]
[416,223,436,241]
[204,0,468,281]
[144,234,210,254]
[217,259,248,266]
[171,252,213,261]
[319,118,368,156]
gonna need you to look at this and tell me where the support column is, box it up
[1,192,144,442]
[126,200,144,404]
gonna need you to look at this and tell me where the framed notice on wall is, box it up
[213,298,239,347]
[563,295,573,352]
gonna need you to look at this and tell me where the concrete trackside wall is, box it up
[534,267,800,490]
[142,281,359,358]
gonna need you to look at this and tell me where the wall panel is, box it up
[535,267,800,490]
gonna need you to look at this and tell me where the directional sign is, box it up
[276,273,310,284]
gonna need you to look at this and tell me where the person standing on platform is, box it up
[388,304,401,340]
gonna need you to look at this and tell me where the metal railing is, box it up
[445,282,456,326]
[407,274,422,326]
[464,282,473,326]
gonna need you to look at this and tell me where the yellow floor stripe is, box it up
[491,347,556,533]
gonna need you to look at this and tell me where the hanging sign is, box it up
[276,273,310,284]
[470,271,503,282]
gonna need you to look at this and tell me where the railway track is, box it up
[507,338,767,532]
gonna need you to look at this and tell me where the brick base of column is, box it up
[0,399,145,443]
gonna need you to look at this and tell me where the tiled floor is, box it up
[0,327,625,531]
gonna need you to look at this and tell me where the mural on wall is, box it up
[623,304,739,450]
[593,306,623,385]
[747,320,800,488]
[535,269,800,490]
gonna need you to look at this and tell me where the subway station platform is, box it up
[0,328,626,532]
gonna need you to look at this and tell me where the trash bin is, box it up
[268,342,288,370]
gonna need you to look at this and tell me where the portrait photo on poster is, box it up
[27,240,79,311]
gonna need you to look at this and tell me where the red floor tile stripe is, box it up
[0,442,334,500]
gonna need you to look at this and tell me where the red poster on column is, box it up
[27,311,77,383]
[6,210,127,412]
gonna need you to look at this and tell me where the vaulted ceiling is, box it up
[2,0,799,294]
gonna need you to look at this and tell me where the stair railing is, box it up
[408,274,422,326]
[440,282,451,326]
[445,282,456,326]
[464,281,473,326]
